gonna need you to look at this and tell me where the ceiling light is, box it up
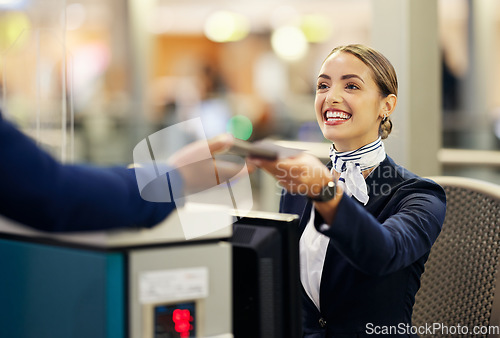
[204,11,249,43]
[271,26,308,61]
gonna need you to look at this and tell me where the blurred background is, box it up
[1,0,499,211]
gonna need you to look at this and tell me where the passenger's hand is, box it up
[169,134,254,195]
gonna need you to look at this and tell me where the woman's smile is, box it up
[323,108,352,126]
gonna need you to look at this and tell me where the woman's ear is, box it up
[380,94,397,118]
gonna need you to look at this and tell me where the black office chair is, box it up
[412,176,500,337]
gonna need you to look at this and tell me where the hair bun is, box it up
[379,118,393,139]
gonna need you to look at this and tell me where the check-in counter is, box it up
[0,206,233,338]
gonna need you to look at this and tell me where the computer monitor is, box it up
[229,211,302,338]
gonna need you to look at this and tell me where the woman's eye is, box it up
[346,83,360,90]
[317,83,328,90]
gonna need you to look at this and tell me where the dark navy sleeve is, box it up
[315,179,446,276]
[0,113,179,232]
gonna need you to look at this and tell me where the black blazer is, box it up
[280,156,446,337]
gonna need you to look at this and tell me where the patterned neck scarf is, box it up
[329,137,386,205]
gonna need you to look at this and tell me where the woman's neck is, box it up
[332,136,380,153]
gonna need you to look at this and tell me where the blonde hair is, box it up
[325,44,398,139]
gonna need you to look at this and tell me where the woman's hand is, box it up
[249,153,330,196]
[249,153,342,224]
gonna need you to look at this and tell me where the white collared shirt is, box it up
[299,207,330,311]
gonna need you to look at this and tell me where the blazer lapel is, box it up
[299,199,313,236]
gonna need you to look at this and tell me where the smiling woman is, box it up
[314,45,397,152]
[250,44,447,338]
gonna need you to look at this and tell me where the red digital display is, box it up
[172,309,194,337]
[154,302,196,338]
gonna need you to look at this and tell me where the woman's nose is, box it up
[326,88,342,105]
